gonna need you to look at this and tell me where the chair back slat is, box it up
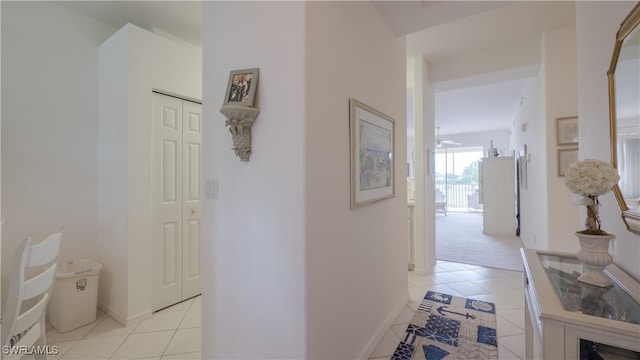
[10,317,40,348]
[12,293,48,336]
[1,230,61,353]
[28,232,62,267]
[3,326,40,360]
[22,263,56,300]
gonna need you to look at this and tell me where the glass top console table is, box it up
[521,248,640,359]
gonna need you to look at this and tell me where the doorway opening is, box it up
[433,145,523,271]
[434,146,483,213]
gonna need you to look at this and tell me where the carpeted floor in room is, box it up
[436,211,524,271]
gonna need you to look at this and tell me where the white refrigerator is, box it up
[479,157,517,236]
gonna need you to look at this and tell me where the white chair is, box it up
[435,189,447,215]
[2,231,62,360]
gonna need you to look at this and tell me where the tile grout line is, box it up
[56,314,107,359]
[53,298,199,359]
[106,316,141,360]
[161,302,192,357]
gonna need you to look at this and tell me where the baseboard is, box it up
[358,292,410,359]
[97,300,152,327]
[98,300,126,326]
[125,308,153,326]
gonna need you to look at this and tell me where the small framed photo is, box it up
[558,148,579,176]
[556,116,578,145]
[350,98,395,209]
[223,68,259,107]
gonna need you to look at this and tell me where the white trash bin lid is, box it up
[56,259,102,278]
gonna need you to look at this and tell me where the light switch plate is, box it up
[206,179,218,199]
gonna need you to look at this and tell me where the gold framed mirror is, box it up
[608,2,640,235]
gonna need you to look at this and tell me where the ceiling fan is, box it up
[436,126,461,148]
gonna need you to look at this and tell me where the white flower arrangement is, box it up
[564,159,620,234]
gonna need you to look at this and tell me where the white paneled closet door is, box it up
[152,92,202,311]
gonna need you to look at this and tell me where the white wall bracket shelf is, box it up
[220,105,260,161]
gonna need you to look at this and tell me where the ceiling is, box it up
[55,1,576,138]
[55,1,202,47]
[387,1,576,137]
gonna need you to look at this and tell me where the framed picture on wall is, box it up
[556,116,579,145]
[223,68,259,107]
[427,149,435,176]
[519,145,528,190]
[558,147,579,176]
[350,98,395,209]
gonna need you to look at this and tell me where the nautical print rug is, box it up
[392,291,498,360]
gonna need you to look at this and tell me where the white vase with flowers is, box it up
[564,158,620,287]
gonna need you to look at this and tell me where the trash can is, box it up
[48,259,102,332]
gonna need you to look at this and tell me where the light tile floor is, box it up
[43,295,201,359]
[40,261,524,359]
[369,260,526,360]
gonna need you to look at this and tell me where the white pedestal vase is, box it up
[575,232,615,287]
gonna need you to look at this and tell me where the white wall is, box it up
[202,2,306,358]
[1,2,115,305]
[510,25,580,252]
[97,25,130,324]
[2,1,203,324]
[511,77,544,248]
[411,55,437,276]
[542,25,580,253]
[202,1,407,358]
[509,4,640,278]
[440,129,511,156]
[429,39,540,86]
[305,2,408,358]
[98,24,202,324]
[576,1,640,281]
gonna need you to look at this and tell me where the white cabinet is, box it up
[479,157,516,235]
[521,248,640,359]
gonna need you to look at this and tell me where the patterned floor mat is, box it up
[392,291,498,360]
